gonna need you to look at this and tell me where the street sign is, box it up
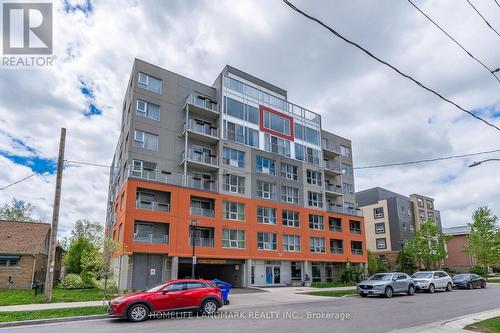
[192,256,197,265]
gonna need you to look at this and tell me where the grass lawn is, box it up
[0,288,112,306]
[0,306,108,323]
[311,282,357,288]
[465,316,500,333]
[302,290,357,297]
[487,279,500,283]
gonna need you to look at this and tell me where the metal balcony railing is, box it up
[345,208,363,217]
[185,92,218,113]
[325,183,343,194]
[350,228,362,234]
[329,225,342,232]
[183,149,218,166]
[133,233,168,244]
[322,141,340,154]
[327,205,343,214]
[186,176,218,192]
[128,167,183,186]
[136,200,170,212]
[184,120,219,138]
[330,248,344,254]
[351,249,363,255]
[190,206,215,217]
[189,237,215,247]
[324,160,341,172]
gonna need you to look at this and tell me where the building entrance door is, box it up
[265,265,281,285]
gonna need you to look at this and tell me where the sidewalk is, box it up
[390,308,500,333]
[0,286,354,312]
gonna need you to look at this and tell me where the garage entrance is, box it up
[178,258,244,287]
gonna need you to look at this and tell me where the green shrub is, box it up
[340,268,363,283]
[58,274,86,289]
[94,278,117,293]
[470,266,486,276]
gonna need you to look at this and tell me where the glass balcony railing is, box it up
[189,237,215,247]
[324,160,341,172]
[184,120,219,138]
[183,149,218,166]
[330,248,344,254]
[325,183,343,194]
[185,92,218,113]
[190,206,215,217]
[186,176,218,192]
[322,141,340,154]
[128,167,183,186]
[136,200,170,212]
[133,233,168,244]
[327,205,343,214]
[329,225,342,232]
[351,249,363,255]
[350,228,362,235]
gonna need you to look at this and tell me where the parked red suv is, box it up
[108,279,223,322]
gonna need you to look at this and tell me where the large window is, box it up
[264,134,291,157]
[224,97,259,124]
[256,156,276,175]
[0,256,20,267]
[223,147,245,168]
[257,206,277,224]
[256,180,276,200]
[306,147,321,165]
[222,174,245,194]
[306,170,322,186]
[280,163,298,181]
[283,235,301,252]
[282,210,300,227]
[340,145,351,157]
[349,220,362,234]
[131,160,157,180]
[309,214,324,230]
[373,207,384,219]
[351,241,363,255]
[257,232,277,250]
[341,163,353,175]
[294,123,320,145]
[375,223,385,234]
[310,237,326,253]
[138,72,162,94]
[376,238,387,250]
[134,130,159,151]
[262,109,291,136]
[224,121,259,148]
[222,201,245,221]
[222,229,245,249]
[281,186,299,204]
[343,183,354,195]
[136,99,160,121]
[308,191,323,208]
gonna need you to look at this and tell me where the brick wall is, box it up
[443,235,475,273]
[0,255,34,289]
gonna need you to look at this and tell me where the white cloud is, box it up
[0,0,499,238]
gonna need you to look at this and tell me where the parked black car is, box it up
[452,274,486,289]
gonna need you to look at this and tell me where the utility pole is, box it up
[45,128,66,303]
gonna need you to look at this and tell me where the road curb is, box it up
[0,314,108,328]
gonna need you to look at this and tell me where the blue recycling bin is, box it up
[212,279,232,305]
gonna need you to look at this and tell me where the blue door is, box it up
[266,266,273,284]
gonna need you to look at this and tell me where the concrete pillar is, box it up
[304,260,310,279]
[171,256,179,280]
[245,259,253,287]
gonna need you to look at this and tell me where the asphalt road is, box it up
[3,285,500,333]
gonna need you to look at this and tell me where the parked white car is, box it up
[411,271,453,293]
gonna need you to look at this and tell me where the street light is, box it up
[190,220,198,279]
[468,159,500,168]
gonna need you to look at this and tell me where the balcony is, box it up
[331,248,344,254]
[345,208,363,217]
[325,183,343,196]
[184,92,219,119]
[186,175,218,192]
[351,249,363,256]
[327,204,343,214]
[190,207,215,217]
[128,166,183,187]
[189,237,215,247]
[322,140,340,156]
[136,200,170,212]
[323,160,341,175]
[182,120,219,144]
[133,233,168,244]
[182,149,219,171]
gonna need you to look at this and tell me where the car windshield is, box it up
[147,284,166,292]
[453,274,470,280]
[412,272,433,279]
[369,273,392,281]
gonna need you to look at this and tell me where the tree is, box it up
[70,219,103,247]
[63,236,94,274]
[396,246,417,274]
[0,198,34,221]
[405,220,450,270]
[367,250,389,275]
[465,207,500,276]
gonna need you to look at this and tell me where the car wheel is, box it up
[127,303,150,322]
[360,293,368,297]
[202,299,219,315]
[481,281,486,289]
[428,284,435,293]
[384,286,393,298]
[407,284,415,296]
[467,282,473,290]
[446,282,452,292]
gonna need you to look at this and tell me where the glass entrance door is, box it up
[265,266,273,284]
[273,266,280,284]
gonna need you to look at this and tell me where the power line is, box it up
[465,0,500,39]
[64,160,112,168]
[281,0,500,133]
[407,0,500,86]
[0,164,55,191]
[495,0,500,10]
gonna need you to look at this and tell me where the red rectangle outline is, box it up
[259,105,294,141]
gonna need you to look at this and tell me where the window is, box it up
[305,127,320,145]
[341,163,353,175]
[417,198,424,208]
[222,229,245,249]
[308,191,323,208]
[373,207,384,219]
[222,201,245,221]
[295,143,304,161]
[138,72,161,94]
[310,237,325,253]
[120,192,125,210]
[280,163,298,181]
[418,210,426,220]
[349,220,362,234]
[330,239,344,254]
[264,134,291,157]
[281,186,299,204]
[256,180,276,200]
[427,211,434,220]
[376,238,387,250]
[340,145,351,157]
[134,130,159,151]
[257,232,277,250]
[351,241,363,255]
[282,210,300,227]
[256,156,276,175]
[224,121,259,148]
[283,235,301,252]
[309,214,324,230]
[0,256,20,267]
[190,197,215,217]
[375,223,385,234]
[224,97,259,125]
[329,217,342,232]
[257,206,277,224]
[343,183,354,195]
[186,282,205,290]
[263,109,291,136]
[291,262,302,281]
[166,282,185,292]
[306,170,322,186]
[426,200,433,210]
[306,147,321,165]
[223,147,245,168]
[246,127,259,147]
[136,99,160,121]
[222,174,245,194]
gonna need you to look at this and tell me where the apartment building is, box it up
[106,59,366,290]
[356,187,443,261]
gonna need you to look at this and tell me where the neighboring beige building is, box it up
[409,194,442,231]
[360,200,393,254]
